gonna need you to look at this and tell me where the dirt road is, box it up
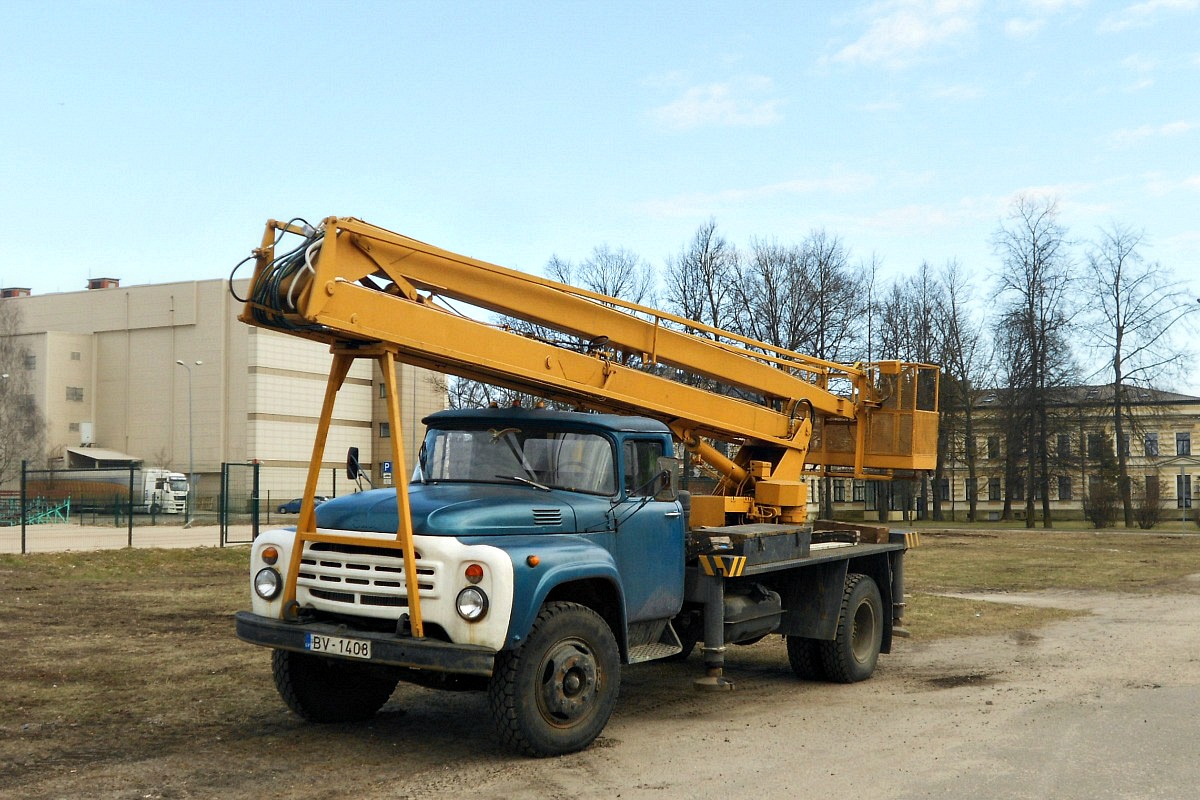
[10,582,1199,800]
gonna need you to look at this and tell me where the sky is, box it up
[2,1,1198,323]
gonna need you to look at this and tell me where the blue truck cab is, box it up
[236,407,690,755]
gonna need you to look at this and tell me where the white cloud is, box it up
[830,0,981,69]
[1142,172,1200,195]
[1022,0,1087,10]
[847,195,1005,234]
[650,76,782,131]
[1004,17,1046,37]
[635,174,877,219]
[933,83,985,100]
[1109,120,1197,145]
[1100,0,1199,33]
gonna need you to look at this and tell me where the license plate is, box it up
[305,633,371,660]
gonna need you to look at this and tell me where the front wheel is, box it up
[488,601,620,757]
[271,649,399,722]
[818,573,883,683]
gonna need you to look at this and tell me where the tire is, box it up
[818,573,883,683]
[785,635,826,680]
[488,601,620,757]
[150,502,161,515]
[271,649,399,722]
[277,506,288,514]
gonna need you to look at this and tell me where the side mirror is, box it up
[346,447,360,480]
[654,456,681,502]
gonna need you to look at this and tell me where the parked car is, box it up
[276,496,328,514]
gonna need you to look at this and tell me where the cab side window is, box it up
[623,439,665,497]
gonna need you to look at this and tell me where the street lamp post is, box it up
[175,360,202,527]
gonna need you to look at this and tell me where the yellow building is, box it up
[943,385,1200,523]
[2,278,447,507]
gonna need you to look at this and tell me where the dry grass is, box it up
[3,530,1199,789]
[903,529,1200,639]
[0,547,279,785]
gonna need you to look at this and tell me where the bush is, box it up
[1083,483,1119,529]
[1133,476,1165,530]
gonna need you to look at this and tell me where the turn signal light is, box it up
[464,563,484,584]
[261,545,279,565]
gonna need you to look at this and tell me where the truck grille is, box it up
[297,541,439,612]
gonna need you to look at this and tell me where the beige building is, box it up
[3,278,447,506]
[939,386,1200,523]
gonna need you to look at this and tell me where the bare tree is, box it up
[992,195,1078,528]
[874,262,941,518]
[934,260,992,522]
[732,238,811,352]
[448,245,657,408]
[1082,224,1200,527]
[802,230,868,519]
[0,300,46,487]
[662,219,739,335]
[547,245,656,309]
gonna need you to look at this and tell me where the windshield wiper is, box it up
[495,474,551,492]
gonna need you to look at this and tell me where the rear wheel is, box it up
[488,601,620,756]
[818,573,883,683]
[271,649,399,722]
[785,635,826,680]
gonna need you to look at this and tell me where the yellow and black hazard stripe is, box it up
[697,554,748,577]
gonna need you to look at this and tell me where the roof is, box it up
[424,406,671,434]
[974,384,1200,408]
[65,447,144,468]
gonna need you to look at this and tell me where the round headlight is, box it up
[254,567,282,600]
[456,586,489,621]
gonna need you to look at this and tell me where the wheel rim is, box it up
[850,599,878,663]
[536,638,599,727]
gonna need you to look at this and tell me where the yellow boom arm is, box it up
[240,216,938,528]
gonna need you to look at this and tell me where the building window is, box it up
[833,479,846,503]
[70,351,82,361]
[852,480,865,502]
[988,478,1001,501]
[1058,475,1072,501]
[1120,435,1130,457]
[379,422,390,438]
[1057,434,1071,459]
[1145,475,1160,506]
[1013,478,1025,502]
[65,386,84,402]
[24,353,36,370]
[1177,474,1192,509]
[937,478,950,501]
[378,382,387,399]
[1177,432,1192,457]
[1145,433,1159,458]
[1087,432,1107,459]
[987,436,1000,460]
[68,422,80,432]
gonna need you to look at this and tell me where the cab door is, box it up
[612,438,685,622]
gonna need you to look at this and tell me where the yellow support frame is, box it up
[281,345,424,638]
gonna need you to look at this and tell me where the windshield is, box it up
[423,425,616,495]
[169,478,189,493]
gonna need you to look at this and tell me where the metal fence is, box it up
[220,462,260,545]
[0,461,263,554]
